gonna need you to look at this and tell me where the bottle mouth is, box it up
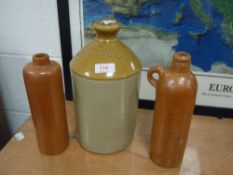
[171,52,191,73]
[93,19,121,33]
[173,51,191,63]
[32,53,50,66]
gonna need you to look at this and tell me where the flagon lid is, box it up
[70,19,142,80]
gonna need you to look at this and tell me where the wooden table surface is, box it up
[0,101,233,175]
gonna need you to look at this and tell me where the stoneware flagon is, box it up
[23,53,69,155]
[70,19,142,154]
[147,52,197,168]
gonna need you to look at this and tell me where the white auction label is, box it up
[95,63,115,73]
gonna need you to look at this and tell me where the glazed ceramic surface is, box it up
[70,20,141,80]
[23,53,69,155]
[72,74,140,153]
[147,52,197,168]
[70,19,142,154]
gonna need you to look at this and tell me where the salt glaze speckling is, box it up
[70,19,142,154]
[147,52,197,168]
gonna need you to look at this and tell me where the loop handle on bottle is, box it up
[147,66,164,87]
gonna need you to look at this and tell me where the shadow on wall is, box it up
[0,99,12,150]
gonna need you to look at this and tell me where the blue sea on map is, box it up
[83,0,233,74]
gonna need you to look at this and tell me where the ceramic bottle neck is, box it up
[32,53,50,66]
[171,62,190,74]
[170,52,191,74]
[93,19,120,42]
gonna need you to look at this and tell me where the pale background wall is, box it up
[0,0,81,138]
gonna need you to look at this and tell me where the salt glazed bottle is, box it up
[23,53,69,155]
[147,52,197,168]
[70,19,142,154]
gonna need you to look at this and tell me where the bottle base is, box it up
[78,139,133,155]
[38,138,70,155]
[150,153,182,168]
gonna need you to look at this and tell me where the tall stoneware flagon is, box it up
[23,53,69,155]
[70,19,142,154]
[147,52,197,168]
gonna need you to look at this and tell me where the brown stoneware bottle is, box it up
[23,53,69,155]
[147,52,197,168]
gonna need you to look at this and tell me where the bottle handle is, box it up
[147,66,164,87]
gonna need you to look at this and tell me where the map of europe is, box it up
[83,0,233,74]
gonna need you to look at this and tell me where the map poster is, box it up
[82,0,233,109]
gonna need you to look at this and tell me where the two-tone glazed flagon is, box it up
[70,19,142,154]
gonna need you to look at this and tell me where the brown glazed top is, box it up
[70,19,142,80]
[24,53,60,77]
[148,52,196,88]
[32,53,50,65]
[170,51,191,73]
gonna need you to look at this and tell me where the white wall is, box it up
[0,0,63,135]
[69,0,83,56]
